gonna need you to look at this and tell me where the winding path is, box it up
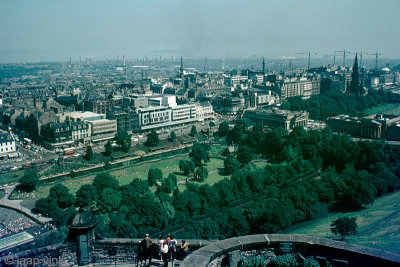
[0,184,51,224]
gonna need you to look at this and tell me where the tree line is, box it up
[31,120,400,241]
[282,89,392,120]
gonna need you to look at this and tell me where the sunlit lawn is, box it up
[364,103,400,116]
[199,171,228,186]
[109,154,188,185]
[177,173,229,192]
[17,149,227,200]
[285,191,400,254]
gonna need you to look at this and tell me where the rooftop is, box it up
[0,133,13,143]
[66,111,104,118]
[67,211,97,230]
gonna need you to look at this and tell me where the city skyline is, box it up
[0,0,400,63]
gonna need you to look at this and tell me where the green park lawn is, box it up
[0,170,24,185]
[364,103,400,116]
[10,142,261,202]
[209,143,225,156]
[284,190,400,254]
[15,150,227,200]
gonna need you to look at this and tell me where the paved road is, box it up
[0,143,58,173]
[0,184,51,224]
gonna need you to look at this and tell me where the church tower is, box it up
[180,57,184,78]
[262,58,265,75]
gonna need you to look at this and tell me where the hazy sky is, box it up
[0,0,399,63]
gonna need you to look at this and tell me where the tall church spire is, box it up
[349,54,361,95]
[179,57,185,88]
[180,57,184,78]
[262,58,265,75]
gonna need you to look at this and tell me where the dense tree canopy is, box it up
[194,167,208,182]
[179,160,195,176]
[92,172,119,193]
[48,184,75,209]
[224,156,240,175]
[189,142,211,167]
[226,124,244,145]
[18,171,39,192]
[147,168,163,186]
[145,130,159,147]
[34,119,400,242]
[286,90,390,120]
[104,141,113,156]
[218,121,230,137]
[33,183,75,226]
[98,188,122,213]
[114,131,131,152]
[169,131,176,142]
[236,146,253,166]
[33,197,59,218]
[49,128,399,240]
[190,125,197,137]
[74,184,97,209]
[161,174,178,193]
[85,146,93,161]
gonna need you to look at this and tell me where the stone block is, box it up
[213,237,242,253]
[237,234,269,249]
[229,250,241,266]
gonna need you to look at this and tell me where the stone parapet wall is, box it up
[181,234,400,267]
[4,235,398,266]
[92,239,139,264]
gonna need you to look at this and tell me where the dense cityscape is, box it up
[1,0,400,266]
[0,53,399,266]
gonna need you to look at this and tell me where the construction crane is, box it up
[366,52,380,70]
[334,50,351,67]
[296,51,317,70]
[333,51,343,66]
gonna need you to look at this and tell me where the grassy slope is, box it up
[284,191,400,254]
[364,103,400,116]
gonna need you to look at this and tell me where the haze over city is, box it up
[1,0,400,266]
[1,0,400,63]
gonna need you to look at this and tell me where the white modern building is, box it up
[224,75,249,86]
[135,99,214,132]
[87,119,117,136]
[136,106,172,131]
[171,104,196,121]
